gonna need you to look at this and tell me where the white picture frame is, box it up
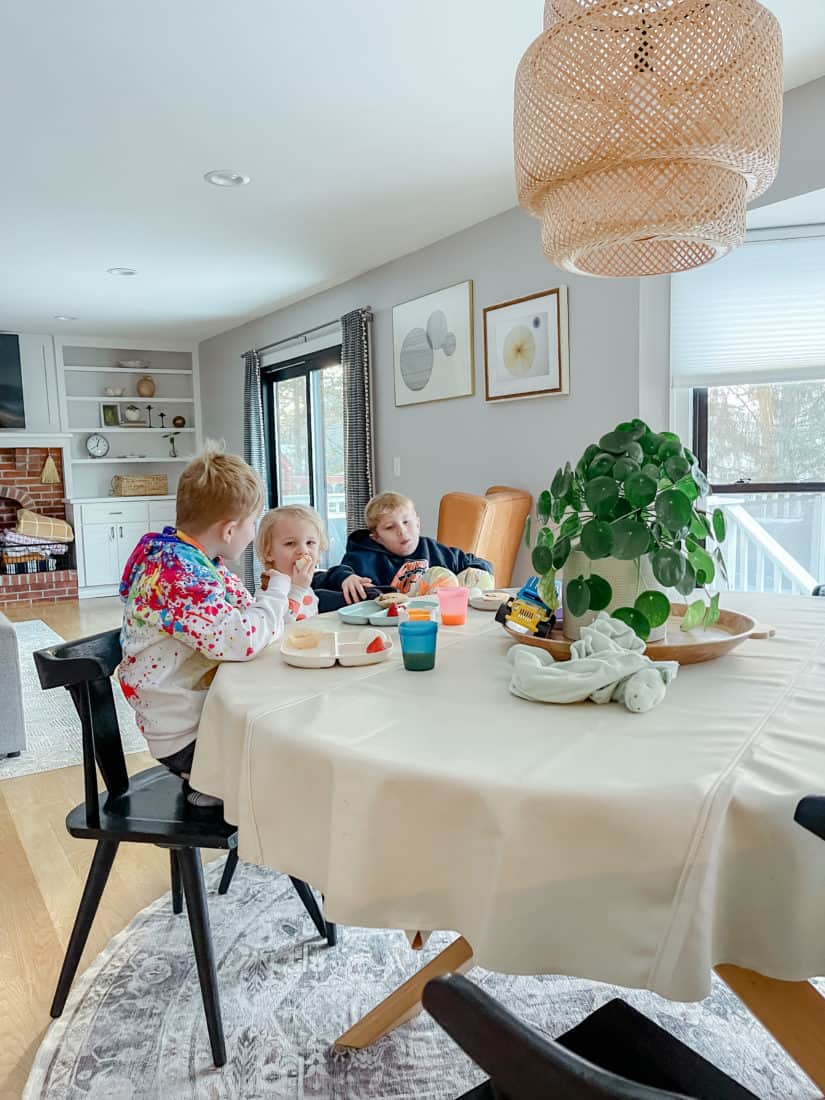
[392,280,474,407]
[483,287,570,402]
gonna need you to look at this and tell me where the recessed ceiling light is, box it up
[203,169,250,188]
[107,267,137,276]
[53,314,77,321]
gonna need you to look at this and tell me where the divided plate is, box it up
[502,604,773,666]
[338,596,439,627]
[281,627,393,668]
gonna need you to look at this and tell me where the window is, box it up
[671,231,825,594]
[261,345,346,566]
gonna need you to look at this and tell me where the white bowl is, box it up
[117,359,148,369]
[104,386,125,397]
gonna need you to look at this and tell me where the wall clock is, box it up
[85,433,110,459]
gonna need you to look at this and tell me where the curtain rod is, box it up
[241,308,373,360]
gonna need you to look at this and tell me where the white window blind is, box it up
[671,232,825,388]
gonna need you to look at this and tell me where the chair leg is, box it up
[51,839,119,1017]
[321,894,338,947]
[170,850,183,914]
[289,876,327,939]
[176,847,226,1068]
[217,848,238,896]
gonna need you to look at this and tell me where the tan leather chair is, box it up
[437,485,533,587]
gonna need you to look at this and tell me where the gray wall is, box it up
[750,75,825,211]
[199,206,641,580]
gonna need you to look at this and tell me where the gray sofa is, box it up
[0,611,26,757]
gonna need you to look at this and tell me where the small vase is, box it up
[136,375,156,398]
[562,550,667,642]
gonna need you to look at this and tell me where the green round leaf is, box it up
[624,471,657,508]
[611,517,651,560]
[536,526,555,549]
[641,431,664,455]
[536,490,552,523]
[559,513,582,539]
[660,431,681,444]
[712,507,727,543]
[599,430,636,455]
[580,519,614,559]
[625,441,644,464]
[532,545,554,575]
[655,489,692,533]
[664,455,691,482]
[576,443,601,479]
[551,496,566,524]
[651,547,687,587]
[674,476,699,502]
[657,439,683,462]
[584,476,620,519]
[634,590,671,628]
[566,576,591,617]
[587,452,615,479]
[611,606,651,641]
[616,419,647,441]
[613,456,640,483]
[686,542,715,586]
[537,571,559,610]
[689,510,713,540]
[551,465,573,500]
[674,558,697,596]
[523,515,532,550]
[692,466,710,496]
[641,462,661,481]
[587,573,613,611]
[552,535,571,570]
[614,497,634,518]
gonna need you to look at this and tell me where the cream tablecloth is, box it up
[191,593,825,1001]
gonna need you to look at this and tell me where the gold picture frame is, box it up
[483,287,569,402]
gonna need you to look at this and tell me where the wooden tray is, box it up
[502,604,774,666]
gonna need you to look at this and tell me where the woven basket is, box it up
[111,474,169,497]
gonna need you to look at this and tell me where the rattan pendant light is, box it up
[514,0,783,277]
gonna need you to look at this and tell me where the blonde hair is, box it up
[365,492,416,531]
[255,504,329,564]
[176,441,264,531]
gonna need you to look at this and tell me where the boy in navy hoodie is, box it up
[323,491,493,604]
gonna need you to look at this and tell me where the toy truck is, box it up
[495,576,556,637]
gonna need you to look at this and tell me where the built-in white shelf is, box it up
[75,427,196,434]
[64,365,193,375]
[67,396,195,404]
[74,456,192,465]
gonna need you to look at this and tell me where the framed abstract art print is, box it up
[483,286,569,402]
[393,280,474,407]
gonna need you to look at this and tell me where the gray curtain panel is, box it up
[242,348,266,590]
[341,308,374,533]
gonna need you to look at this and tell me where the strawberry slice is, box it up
[366,635,385,654]
[386,602,399,618]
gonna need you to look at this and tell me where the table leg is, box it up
[334,935,474,1051]
[716,965,825,1091]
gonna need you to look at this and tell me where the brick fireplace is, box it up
[0,446,78,606]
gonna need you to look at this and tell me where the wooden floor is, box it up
[0,598,220,1098]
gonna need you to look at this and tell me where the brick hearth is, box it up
[0,446,78,606]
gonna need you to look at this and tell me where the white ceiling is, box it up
[1,1,824,342]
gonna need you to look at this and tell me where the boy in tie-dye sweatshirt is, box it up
[118,444,318,806]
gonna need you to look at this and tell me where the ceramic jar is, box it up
[562,551,667,642]
[136,375,156,397]
[172,415,186,428]
[123,404,142,423]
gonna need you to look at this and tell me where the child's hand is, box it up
[291,553,315,590]
[342,574,374,604]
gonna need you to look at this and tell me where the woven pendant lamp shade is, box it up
[514,0,783,277]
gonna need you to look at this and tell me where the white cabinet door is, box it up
[83,523,119,587]
[115,521,149,579]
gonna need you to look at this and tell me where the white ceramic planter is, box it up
[562,550,667,641]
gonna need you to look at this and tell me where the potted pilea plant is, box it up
[527,418,728,642]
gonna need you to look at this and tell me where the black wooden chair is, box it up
[423,973,757,1100]
[794,795,825,841]
[33,628,336,1068]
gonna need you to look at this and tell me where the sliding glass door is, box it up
[261,345,345,565]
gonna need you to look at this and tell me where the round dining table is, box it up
[191,591,825,1085]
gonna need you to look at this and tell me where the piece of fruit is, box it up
[366,635,385,654]
[387,602,399,617]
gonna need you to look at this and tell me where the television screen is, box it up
[0,334,25,429]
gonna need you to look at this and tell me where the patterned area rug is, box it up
[1,619,145,779]
[25,860,818,1099]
